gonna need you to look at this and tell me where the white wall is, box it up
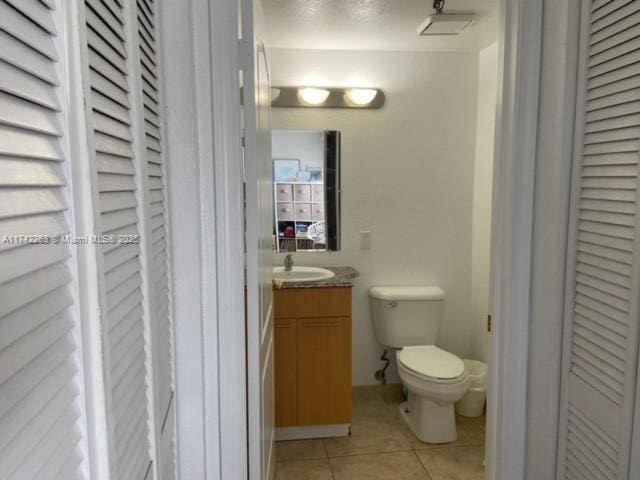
[270,48,480,385]
[272,130,324,175]
[470,43,499,363]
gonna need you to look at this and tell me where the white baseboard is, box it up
[275,424,350,441]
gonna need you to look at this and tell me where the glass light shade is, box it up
[298,87,330,105]
[345,88,378,105]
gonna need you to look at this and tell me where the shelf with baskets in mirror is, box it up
[275,182,326,252]
[272,129,341,252]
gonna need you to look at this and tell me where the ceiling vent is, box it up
[417,0,475,36]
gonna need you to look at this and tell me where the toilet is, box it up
[368,286,469,444]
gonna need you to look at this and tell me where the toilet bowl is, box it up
[368,285,470,443]
[397,345,469,443]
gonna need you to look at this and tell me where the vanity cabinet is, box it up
[274,287,352,430]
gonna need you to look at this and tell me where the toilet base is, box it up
[399,394,458,444]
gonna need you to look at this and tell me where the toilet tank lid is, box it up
[368,286,446,301]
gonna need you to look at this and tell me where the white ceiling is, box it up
[262,0,499,52]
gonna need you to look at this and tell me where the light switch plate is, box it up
[360,230,372,250]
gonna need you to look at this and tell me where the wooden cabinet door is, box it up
[275,318,297,427]
[297,317,352,425]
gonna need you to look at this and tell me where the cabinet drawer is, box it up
[293,184,311,202]
[311,185,324,204]
[276,184,293,202]
[312,204,324,221]
[277,203,294,220]
[295,203,312,221]
[274,287,351,318]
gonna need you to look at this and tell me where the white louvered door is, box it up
[79,0,177,478]
[557,1,640,479]
[0,1,87,479]
[81,0,153,478]
[135,1,175,478]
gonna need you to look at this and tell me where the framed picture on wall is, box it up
[274,158,300,182]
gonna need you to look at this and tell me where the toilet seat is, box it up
[398,345,465,383]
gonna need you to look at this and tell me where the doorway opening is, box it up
[244,1,502,479]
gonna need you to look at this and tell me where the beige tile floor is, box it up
[275,385,486,480]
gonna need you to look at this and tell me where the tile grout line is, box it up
[322,438,336,480]
[324,446,414,459]
[413,450,434,480]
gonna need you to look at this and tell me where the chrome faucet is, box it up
[284,254,294,272]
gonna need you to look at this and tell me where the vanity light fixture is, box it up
[271,87,282,102]
[272,86,385,109]
[344,88,378,106]
[298,87,331,105]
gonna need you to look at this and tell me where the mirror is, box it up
[272,129,341,252]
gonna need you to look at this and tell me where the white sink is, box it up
[273,266,335,284]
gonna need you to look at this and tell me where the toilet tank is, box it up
[368,286,446,348]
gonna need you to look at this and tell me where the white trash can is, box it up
[456,359,487,418]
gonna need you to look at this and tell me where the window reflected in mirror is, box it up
[272,130,341,252]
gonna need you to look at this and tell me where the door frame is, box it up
[160,0,248,478]
[488,0,582,478]
[486,0,543,477]
[161,0,581,478]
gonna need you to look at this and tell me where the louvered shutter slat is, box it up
[0,2,57,60]
[8,405,80,480]
[0,335,75,421]
[0,313,73,384]
[0,286,72,350]
[592,0,635,21]
[135,2,176,476]
[591,10,640,45]
[0,125,63,161]
[0,379,78,476]
[0,188,66,220]
[82,0,156,476]
[5,0,56,35]
[54,451,83,480]
[86,28,127,74]
[0,30,57,85]
[113,383,145,441]
[4,253,69,289]
[100,191,138,213]
[0,92,62,136]
[98,173,136,193]
[85,0,125,41]
[0,4,85,474]
[558,3,640,478]
[106,273,142,311]
[88,52,129,93]
[589,36,640,69]
[0,158,65,187]
[587,88,640,112]
[96,152,136,175]
[109,306,144,349]
[0,354,76,451]
[90,69,129,108]
[0,261,70,319]
[112,367,145,426]
[0,220,61,246]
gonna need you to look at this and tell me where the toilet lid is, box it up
[398,345,465,380]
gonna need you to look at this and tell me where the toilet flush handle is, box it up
[387,301,397,308]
